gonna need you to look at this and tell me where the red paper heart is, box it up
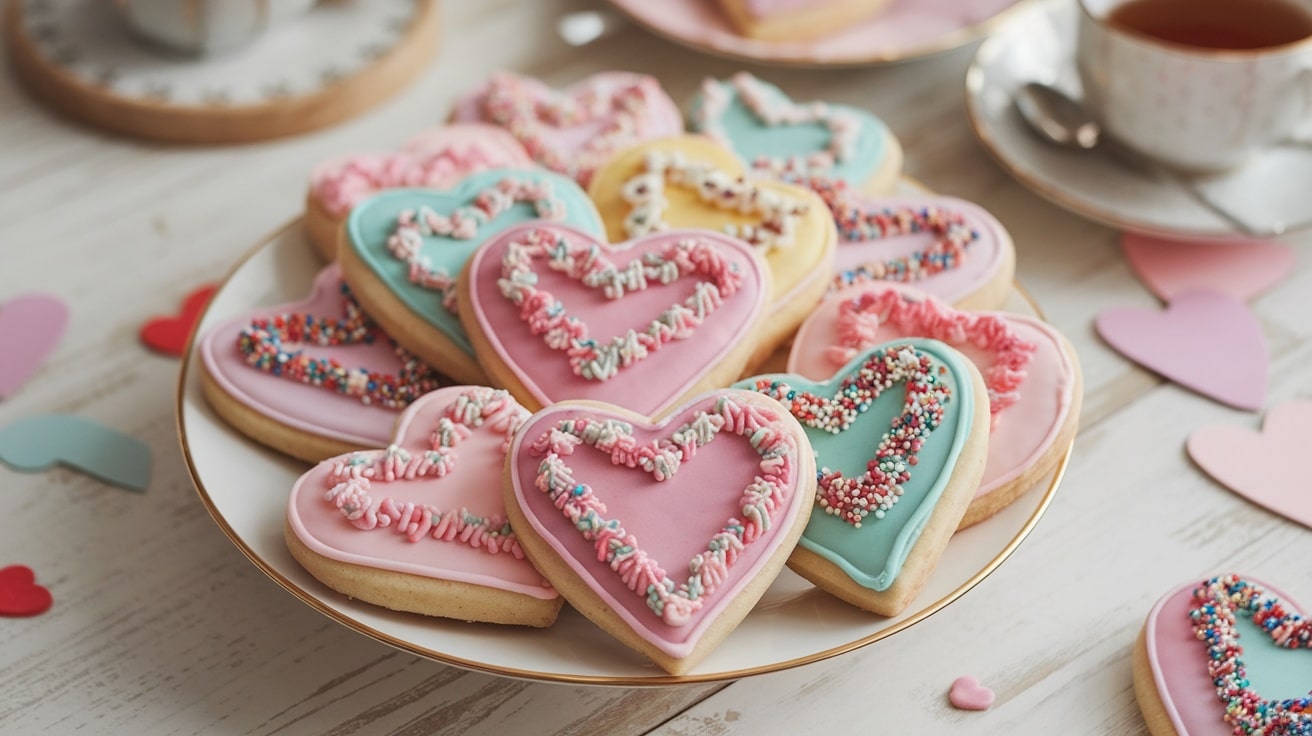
[0,565,53,617]
[141,284,217,357]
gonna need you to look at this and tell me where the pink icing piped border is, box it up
[309,124,535,217]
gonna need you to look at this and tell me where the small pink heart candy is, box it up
[949,675,995,711]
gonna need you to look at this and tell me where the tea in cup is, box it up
[1076,0,1312,172]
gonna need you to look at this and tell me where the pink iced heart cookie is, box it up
[803,179,1016,311]
[788,283,1082,528]
[304,124,535,260]
[1133,574,1312,735]
[505,390,815,674]
[588,136,837,365]
[1188,401,1312,529]
[287,386,561,626]
[450,71,683,186]
[1096,290,1267,411]
[458,223,769,415]
[199,264,445,463]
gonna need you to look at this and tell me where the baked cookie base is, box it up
[1132,625,1179,736]
[285,521,562,628]
[716,0,894,42]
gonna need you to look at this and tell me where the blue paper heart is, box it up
[690,75,894,188]
[345,169,604,356]
[0,414,152,492]
[734,338,976,591]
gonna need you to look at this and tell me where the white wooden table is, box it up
[2,1,1309,733]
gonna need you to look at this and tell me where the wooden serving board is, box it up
[5,0,440,143]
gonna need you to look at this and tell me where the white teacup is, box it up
[115,0,319,56]
[1076,0,1312,172]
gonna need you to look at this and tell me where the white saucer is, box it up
[965,0,1312,240]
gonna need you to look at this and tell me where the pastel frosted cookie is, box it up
[199,264,444,463]
[807,179,1016,311]
[340,170,604,385]
[505,390,815,674]
[304,124,534,261]
[736,340,989,615]
[459,223,770,415]
[287,386,561,626]
[689,72,902,194]
[588,136,837,366]
[788,283,1082,528]
[715,0,893,41]
[1133,574,1312,735]
[449,71,684,186]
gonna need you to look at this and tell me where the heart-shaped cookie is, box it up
[688,72,902,193]
[304,124,535,260]
[1134,574,1312,735]
[505,390,815,674]
[802,180,1016,311]
[341,170,605,384]
[459,223,769,415]
[450,71,684,186]
[1096,290,1267,411]
[199,264,444,463]
[588,135,837,364]
[1187,401,1312,529]
[287,386,561,626]
[735,339,989,615]
[0,565,53,617]
[788,284,1081,528]
[141,283,216,357]
[0,292,68,399]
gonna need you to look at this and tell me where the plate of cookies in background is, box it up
[605,0,1027,66]
[179,70,1078,683]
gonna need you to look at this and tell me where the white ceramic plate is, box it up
[965,0,1312,240]
[178,219,1067,686]
[604,0,1025,67]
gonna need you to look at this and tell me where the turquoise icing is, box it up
[345,170,604,355]
[690,77,891,188]
[1234,610,1312,700]
[733,338,974,591]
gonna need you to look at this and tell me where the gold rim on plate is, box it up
[176,216,1070,686]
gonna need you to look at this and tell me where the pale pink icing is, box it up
[832,196,1009,307]
[199,264,428,447]
[1144,577,1302,736]
[788,283,1075,500]
[466,224,768,415]
[508,391,810,659]
[288,386,557,599]
[744,0,836,17]
[308,124,534,217]
[449,71,684,185]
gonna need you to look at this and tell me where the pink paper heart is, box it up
[199,264,444,451]
[287,386,558,616]
[1122,233,1295,302]
[463,223,768,415]
[1095,290,1266,411]
[508,390,812,672]
[0,293,69,399]
[949,675,995,711]
[450,71,684,185]
[1187,401,1312,528]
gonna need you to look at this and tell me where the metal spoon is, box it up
[1014,82,1278,237]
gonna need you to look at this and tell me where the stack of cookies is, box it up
[197,70,1081,676]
